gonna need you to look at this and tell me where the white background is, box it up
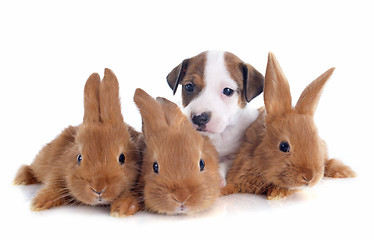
[1,0,373,239]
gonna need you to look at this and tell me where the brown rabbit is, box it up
[13,69,142,212]
[111,88,221,216]
[222,53,356,199]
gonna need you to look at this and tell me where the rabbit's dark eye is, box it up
[199,159,205,171]
[185,83,194,93]
[279,142,290,153]
[118,153,125,165]
[77,154,82,165]
[222,88,234,97]
[153,162,159,174]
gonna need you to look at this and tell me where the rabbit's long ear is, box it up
[295,68,335,116]
[156,97,189,127]
[83,73,101,123]
[264,52,292,116]
[134,88,168,136]
[100,68,124,124]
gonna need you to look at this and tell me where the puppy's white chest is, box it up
[210,128,243,161]
[208,106,260,161]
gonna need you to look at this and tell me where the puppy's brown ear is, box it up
[166,59,189,95]
[241,63,264,102]
[83,73,101,123]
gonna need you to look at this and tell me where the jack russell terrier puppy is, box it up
[166,51,264,184]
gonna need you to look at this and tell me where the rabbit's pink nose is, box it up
[302,172,314,185]
[172,188,192,205]
[91,186,107,196]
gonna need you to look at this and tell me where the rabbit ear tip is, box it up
[268,52,275,59]
[88,72,100,80]
[267,52,279,67]
[135,88,143,93]
[134,88,145,97]
[103,68,117,79]
[134,88,151,103]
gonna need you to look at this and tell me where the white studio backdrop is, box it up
[0,1,373,240]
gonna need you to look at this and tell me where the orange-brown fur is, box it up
[14,69,142,212]
[113,89,221,215]
[223,53,356,199]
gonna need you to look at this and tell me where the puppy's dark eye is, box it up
[77,154,82,165]
[153,161,159,174]
[199,159,205,171]
[185,83,194,93]
[118,153,125,165]
[222,88,234,96]
[279,142,290,153]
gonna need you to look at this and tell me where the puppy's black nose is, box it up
[192,112,211,126]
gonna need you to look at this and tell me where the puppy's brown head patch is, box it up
[166,52,207,107]
[224,52,264,108]
[167,51,264,108]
